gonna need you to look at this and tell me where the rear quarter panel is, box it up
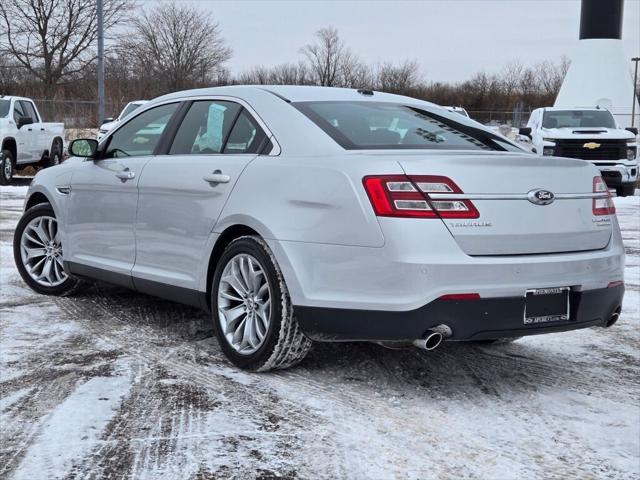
[214,154,399,247]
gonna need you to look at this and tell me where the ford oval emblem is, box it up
[528,189,555,205]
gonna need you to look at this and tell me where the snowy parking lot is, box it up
[1,183,639,479]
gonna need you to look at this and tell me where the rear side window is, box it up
[223,110,267,154]
[170,101,241,155]
[295,101,521,152]
[105,103,178,158]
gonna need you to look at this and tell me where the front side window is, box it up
[13,101,25,123]
[0,100,11,118]
[295,101,521,151]
[20,101,39,122]
[542,110,616,129]
[170,100,241,155]
[105,103,178,158]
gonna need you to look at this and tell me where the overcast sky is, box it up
[146,0,640,82]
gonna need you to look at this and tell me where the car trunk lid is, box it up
[396,152,613,255]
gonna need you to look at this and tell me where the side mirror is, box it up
[17,116,33,129]
[626,127,638,136]
[518,127,532,138]
[102,117,115,123]
[69,138,98,158]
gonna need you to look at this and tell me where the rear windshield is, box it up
[294,101,520,151]
[542,110,616,129]
[0,99,10,118]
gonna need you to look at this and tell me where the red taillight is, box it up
[362,175,479,219]
[607,280,624,288]
[592,176,616,216]
[438,293,481,301]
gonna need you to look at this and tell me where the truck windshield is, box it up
[120,103,143,119]
[542,110,616,129]
[294,101,522,151]
[0,100,10,118]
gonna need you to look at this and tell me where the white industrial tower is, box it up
[555,0,639,129]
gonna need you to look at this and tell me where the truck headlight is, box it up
[542,138,556,143]
[627,147,637,161]
[543,146,555,156]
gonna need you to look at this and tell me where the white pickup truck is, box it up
[0,95,65,185]
[520,107,638,197]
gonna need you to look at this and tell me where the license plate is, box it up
[524,287,570,325]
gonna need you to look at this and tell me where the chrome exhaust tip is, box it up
[606,307,621,327]
[413,324,452,351]
[413,332,443,351]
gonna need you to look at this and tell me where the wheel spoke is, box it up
[23,247,46,260]
[33,221,50,245]
[24,230,45,247]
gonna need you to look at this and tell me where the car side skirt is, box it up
[65,261,209,311]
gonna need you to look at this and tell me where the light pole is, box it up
[632,57,639,128]
[97,0,105,127]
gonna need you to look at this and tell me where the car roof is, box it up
[154,85,438,106]
[0,95,31,102]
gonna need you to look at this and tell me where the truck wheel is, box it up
[1,149,14,185]
[616,184,636,197]
[44,140,62,168]
[212,235,312,371]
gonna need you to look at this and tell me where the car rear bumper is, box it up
[294,284,624,342]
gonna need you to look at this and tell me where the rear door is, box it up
[397,152,613,255]
[66,102,180,281]
[133,99,270,293]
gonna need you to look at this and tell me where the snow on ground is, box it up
[1,184,639,479]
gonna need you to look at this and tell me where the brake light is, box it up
[592,177,615,216]
[438,293,481,301]
[362,175,479,219]
[607,281,624,288]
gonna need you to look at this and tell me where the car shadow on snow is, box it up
[61,281,634,401]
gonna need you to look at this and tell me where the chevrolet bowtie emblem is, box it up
[583,142,601,150]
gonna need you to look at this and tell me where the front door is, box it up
[133,100,269,293]
[65,102,180,282]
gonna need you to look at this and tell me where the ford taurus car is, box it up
[13,86,625,371]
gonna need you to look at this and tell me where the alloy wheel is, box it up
[217,253,271,355]
[19,215,67,287]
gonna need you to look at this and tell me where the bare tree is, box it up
[0,0,130,98]
[375,60,420,94]
[118,3,232,93]
[301,26,351,86]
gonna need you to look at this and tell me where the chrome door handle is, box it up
[203,170,230,185]
[115,170,135,182]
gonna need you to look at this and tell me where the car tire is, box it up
[44,140,62,168]
[211,235,312,371]
[13,203,83,296]
[616,184,636,197]
[1,149,14,185]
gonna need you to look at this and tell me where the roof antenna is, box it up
[357,89,374,96]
